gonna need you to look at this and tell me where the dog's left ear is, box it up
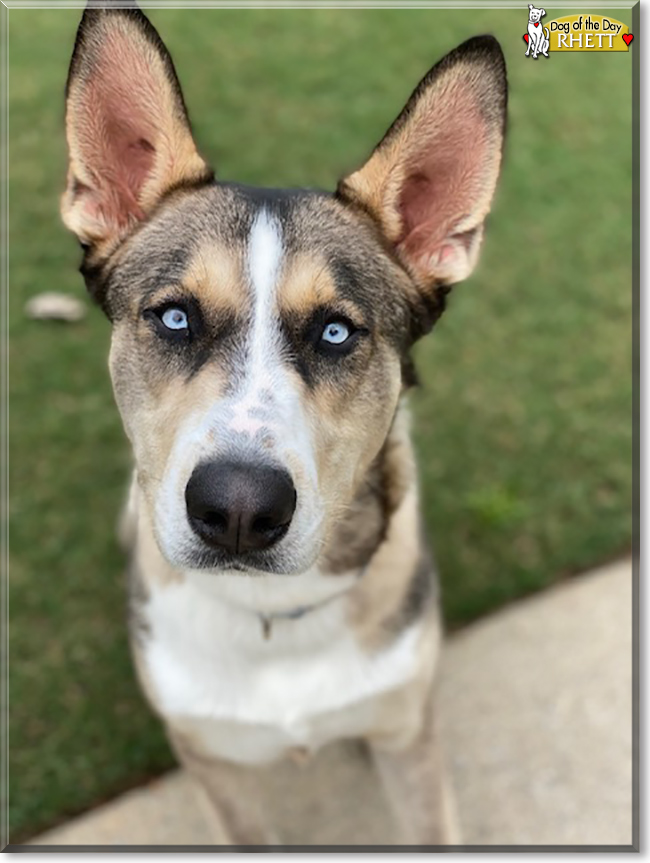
[62,5,212,253]
[338,35,506,298]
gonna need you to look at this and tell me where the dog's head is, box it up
[528,4,546,24]
[61,7,506,576]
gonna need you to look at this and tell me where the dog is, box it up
[526,4,550,58]
[61,4,506,846]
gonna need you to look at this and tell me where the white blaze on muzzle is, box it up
[152,208,322,573]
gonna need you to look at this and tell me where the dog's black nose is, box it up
[185,461,297,554]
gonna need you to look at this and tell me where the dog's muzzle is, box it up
[185,460,297,555]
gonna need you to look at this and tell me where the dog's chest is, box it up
[138,575,423,764]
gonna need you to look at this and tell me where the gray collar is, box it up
[259,604,313,639]
[257,566,368,640]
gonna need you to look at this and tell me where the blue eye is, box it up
[161,307,188,331]
[321,320,350,345]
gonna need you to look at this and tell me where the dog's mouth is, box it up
[180,543,308,576]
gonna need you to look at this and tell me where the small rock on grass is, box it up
[25,292,86,322]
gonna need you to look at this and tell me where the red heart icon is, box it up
[623,33,633,46]
[535,22,540,27]
[523,33,529,43]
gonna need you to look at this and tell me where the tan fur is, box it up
[183,242,248,316]
[372,685,461,844]
[168,726,279,845]
[135,495,182,590]
[109,328,231,514]
[344,418,423,649]
[277,251,407,558]
[320,403,417,586]
[277,254,339,315]
[320,469,386,575]
[308,355,402,538]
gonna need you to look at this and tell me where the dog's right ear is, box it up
[61,5,212,253]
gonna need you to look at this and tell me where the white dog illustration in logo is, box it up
[526,4,550,58]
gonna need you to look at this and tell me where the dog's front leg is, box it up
[191,760,278,848]
[370,698,461,846]
[168,729,279,847]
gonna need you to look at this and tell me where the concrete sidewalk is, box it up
[29,559,633,847]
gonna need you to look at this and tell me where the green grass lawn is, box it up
[7,7,633,842]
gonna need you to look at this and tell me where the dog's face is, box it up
[62,8,506,575]
[528,5,546,24]
[106,188,411,574]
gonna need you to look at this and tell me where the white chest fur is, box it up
[140,570,426,765]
